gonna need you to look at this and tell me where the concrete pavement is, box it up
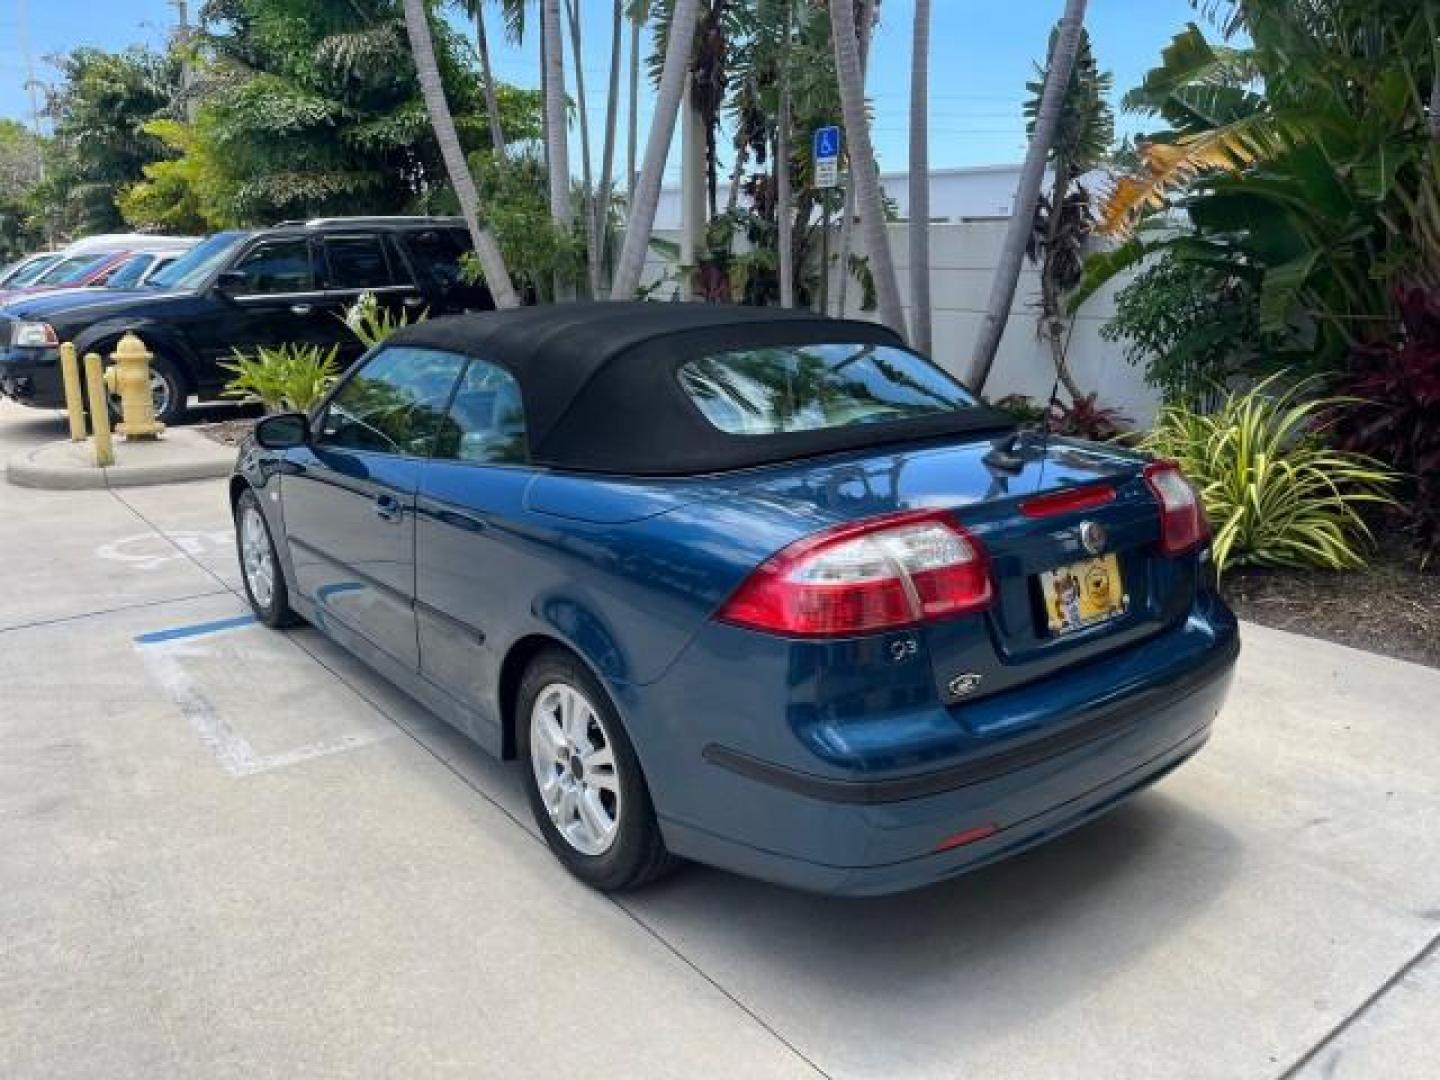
[2,400,1437,1078]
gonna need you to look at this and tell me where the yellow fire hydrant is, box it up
[102,332,166,440]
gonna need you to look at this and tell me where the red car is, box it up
[0,251,134,305]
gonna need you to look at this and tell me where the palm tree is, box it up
[565,0,599,294]
[908,0,932,353]
[834,0,875,318]
[969,0,1087,391]
[462,0,507,157]
[830,0,906,339]
[611,0,703,299]
[595,0,626,292]
[542,0,574,298]
[627,1,649,200]
[776,0,795,308]
[401,0,518,308]
[1026,26,1112,400]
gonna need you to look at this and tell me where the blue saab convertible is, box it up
[231,303,1238,896]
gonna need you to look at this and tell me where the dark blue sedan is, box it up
[231,303,1237,895]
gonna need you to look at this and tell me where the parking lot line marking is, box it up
[135,620,397,777]
[133,613,257,645]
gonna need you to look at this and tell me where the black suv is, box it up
[0,217,491,423]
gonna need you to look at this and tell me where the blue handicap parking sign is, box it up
[813,126,841,161]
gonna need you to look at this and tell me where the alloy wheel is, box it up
[240,505,275,610]
[529,682,623,856]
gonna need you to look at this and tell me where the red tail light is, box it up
[1143,461,1210,555]
[716,509,993,637]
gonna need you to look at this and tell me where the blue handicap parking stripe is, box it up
[134,613,258,645]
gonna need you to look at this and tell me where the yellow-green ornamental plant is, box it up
[219,343,341,413]
[1140,376,1396,575]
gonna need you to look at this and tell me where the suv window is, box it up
[318,346,467,457]
[433,358,527,464]
[401,228,470,289]
[228,238,315,294]
[324,235,395,290]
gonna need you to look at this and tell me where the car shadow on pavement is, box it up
[617,790,1241,1047]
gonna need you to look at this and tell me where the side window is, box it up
[324,235,395,290]
[318,346,467,457]
[432,358,527,465]
[401,228,469,289]
[228,238,315,294]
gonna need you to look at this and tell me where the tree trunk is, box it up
[908,0,932,353]
[1041,170,1084,400]
[830,0,906,339]
[611,0,702,299]
[474,5,507,157]
[628,5,643,199]
[565,0,600,295]
[726,139,749,213]
[968,0,1088,391]
[776,0,795,308]
[834,0,875,318]
[543,0,574,299]
[595,0,624,294]
[401,0,518,308]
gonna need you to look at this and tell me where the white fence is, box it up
[641,219,1158,426]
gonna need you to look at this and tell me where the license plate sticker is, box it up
[1039,554,1128,635]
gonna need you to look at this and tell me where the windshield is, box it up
[147,231,248,291]
[34,254,108,286]
[678,343,978,435]
[104,254,156,289]
[1,254,58,287]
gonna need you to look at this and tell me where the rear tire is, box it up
[518,648,676,891]
[235,488,299,628]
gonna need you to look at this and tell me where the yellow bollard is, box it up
[101,332,165,440]
[58,342,86,442]
[82,351,114,467]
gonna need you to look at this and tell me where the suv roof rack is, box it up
[271,215,465,229]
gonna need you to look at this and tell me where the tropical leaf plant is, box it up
[1140,375,1397,574]
[341,290,429,350]
[220,343,342,413]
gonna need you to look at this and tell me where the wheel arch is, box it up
[497,633,620,762]
[71,320,200,394]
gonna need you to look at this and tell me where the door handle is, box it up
[290,303,313,315]
[374,493,402,522]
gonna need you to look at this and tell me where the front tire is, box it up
[235,488,299,628]
[519,648,675,891]
[107,352,187,426]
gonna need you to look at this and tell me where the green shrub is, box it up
[1140,376,1396,575]
[220,343,341,413]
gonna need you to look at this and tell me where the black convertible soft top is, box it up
[386,302,1013,476]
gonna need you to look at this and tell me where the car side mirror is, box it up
[254,411,310,450]
[214,270,248,295]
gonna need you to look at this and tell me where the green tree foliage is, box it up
[1092,1,1440,374]
[39,46,177,236]
[194,0,540,223]
[0,120,48,258]
[117,118,232,233]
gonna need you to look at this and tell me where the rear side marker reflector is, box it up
[935,824,999,852]
[1019,485,1115,518]
[717,508,993,637]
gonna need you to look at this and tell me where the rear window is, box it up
[677,343,977,435]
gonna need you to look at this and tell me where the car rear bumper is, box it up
[0,347,64,408]
[649,594,1238,896]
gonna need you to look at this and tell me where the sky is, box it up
[0,0,1205,184]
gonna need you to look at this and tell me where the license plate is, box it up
[1039,554,1127,636]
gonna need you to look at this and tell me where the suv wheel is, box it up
[108,353,187,425]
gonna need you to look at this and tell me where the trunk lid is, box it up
[703,432,1198,710]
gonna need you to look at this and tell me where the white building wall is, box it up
[639,218,1157,425]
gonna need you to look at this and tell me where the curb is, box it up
[5,434,236,490]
